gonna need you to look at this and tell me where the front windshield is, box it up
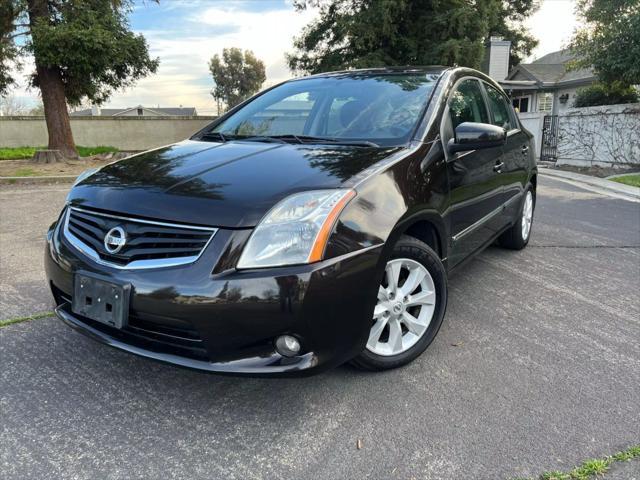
[206,73,439,147]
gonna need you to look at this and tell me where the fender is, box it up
[325,140,450,270]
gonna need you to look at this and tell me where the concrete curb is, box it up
[0,175,76,185]
[539,166,640,200]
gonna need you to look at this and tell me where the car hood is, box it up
[68,140,400,228]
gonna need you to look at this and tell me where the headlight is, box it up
[72,167,98,187]
[237,189,356,269]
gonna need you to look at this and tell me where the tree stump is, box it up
[32,150,64,163]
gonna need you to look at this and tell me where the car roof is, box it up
[290,66,451,81]
[284,66,509,97]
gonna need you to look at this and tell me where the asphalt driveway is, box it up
[1,176,638,479]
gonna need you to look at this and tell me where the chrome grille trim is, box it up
[68,206,217,231]
[62,206,218,270]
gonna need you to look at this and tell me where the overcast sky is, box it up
[9,0,579,113]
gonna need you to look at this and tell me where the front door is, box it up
[482,82,531,221]
[443,78,506,267]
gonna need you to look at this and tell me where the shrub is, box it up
[573,82,639,108]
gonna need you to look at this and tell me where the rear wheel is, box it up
[498,186,535,250]
[351,235,447,371]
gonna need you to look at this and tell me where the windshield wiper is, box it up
[199,131,228,142]
[234,135,288,144]
[271,135,380,148]
[199,132,379,148]
[201,132,289,144]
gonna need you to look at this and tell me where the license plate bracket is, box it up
[72,273,130,329]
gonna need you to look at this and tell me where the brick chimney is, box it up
[481,36,511,81]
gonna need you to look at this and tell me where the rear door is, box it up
[443,78,506,267]
[482,82,530,219]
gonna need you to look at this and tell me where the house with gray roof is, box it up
[499,50,596,115]
[481,38,597,115]
[480,38,599,161]
[71,105,198,117]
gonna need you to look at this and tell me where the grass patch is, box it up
[0,145,118,160]
[526,444,640,480]
[11,167,38,177]
[0,311,53,328]
[0,146,37,160]
[76,145,119,157]
[610,173,640,188]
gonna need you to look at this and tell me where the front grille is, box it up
[51,284,208,360]
[63,207,217,269]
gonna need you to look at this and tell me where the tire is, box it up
[498,185,535,250]
[351,235,448,371]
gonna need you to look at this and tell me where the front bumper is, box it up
[45,219,383,376]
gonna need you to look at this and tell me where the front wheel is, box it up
[351,235,448,371]
[498,186,535,250]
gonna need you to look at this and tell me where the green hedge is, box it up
[573,82,639,108]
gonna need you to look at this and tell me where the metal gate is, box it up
[540,115,559,162]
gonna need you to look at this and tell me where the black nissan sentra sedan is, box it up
[46,67,536,376]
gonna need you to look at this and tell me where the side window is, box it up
[512,96,529,113]
[448,80,489,129]
[484,83,514,130]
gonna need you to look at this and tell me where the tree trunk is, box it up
[32,149,63,163]
[36,65,78,159]
[27,0,78,160]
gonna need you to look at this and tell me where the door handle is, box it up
[493,161,504,173]
[521,145,529,155]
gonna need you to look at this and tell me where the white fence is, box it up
[3,107,638,166]
[555,104,640,167]
[0,116,217,151]
[518,103,640,167]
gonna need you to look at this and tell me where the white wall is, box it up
[518,112,544,159]
[556,103,640,167]
[554,86,580,114]
[0,116,217,151]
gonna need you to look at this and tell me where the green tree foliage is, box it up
[287,0,539,74]
[570,0,640,87]
[573,82,639,107]
[209,48,266,113]
[0,1,20,94]
[0,0,159,158]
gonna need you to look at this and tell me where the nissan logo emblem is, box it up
[104,226,127,254]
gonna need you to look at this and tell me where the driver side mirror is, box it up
[447,122,507,154]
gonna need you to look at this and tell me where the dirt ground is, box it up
[0,153,133,178]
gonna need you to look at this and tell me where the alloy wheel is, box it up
[521,191,534,240]
[366,258,437,356]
